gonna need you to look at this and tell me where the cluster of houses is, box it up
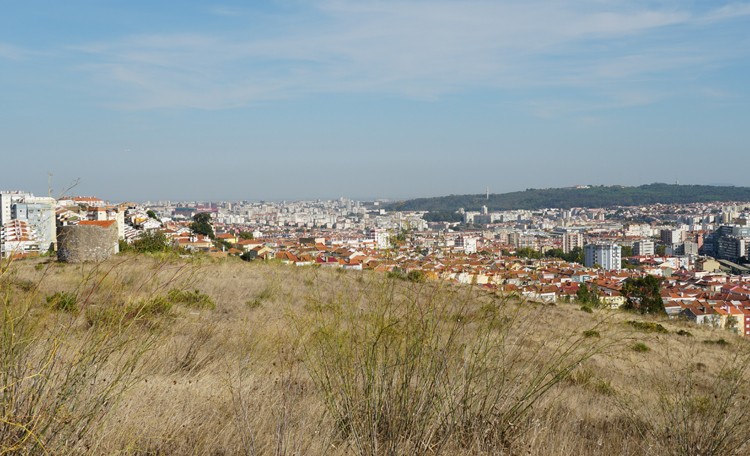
[198,228,750,337]
[4,190,750,338]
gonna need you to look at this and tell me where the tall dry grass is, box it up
[1,254,750,455]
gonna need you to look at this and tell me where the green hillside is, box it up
[388,183,750,212]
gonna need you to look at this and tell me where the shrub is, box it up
[86,296,174,329]
[245,284,276,310]
[45,291,78,313]
[676,329,693,337]
[167,288,215,310]
[632,342,650,353]
[627,320,668,333]
[580,305,593,313]
[406,270,426,283]
[583,329,600,338]
[131,295,174,317]
[703,338,730,346]
[128,231,173,253]
[594,379,615,396]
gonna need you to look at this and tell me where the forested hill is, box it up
[387,184,750,212]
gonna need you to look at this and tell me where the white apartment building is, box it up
[455,235,477,254]
[584,243,622,271]
[367,228,390,249]
[562,231,584,253]
[633,240,655,256]
[1,191,56,256]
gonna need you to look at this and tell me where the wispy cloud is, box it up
[0,42,28,60]
[70,0,750,110]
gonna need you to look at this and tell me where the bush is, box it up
[703,338,730,346]
[406,270,426,283]
[583,329,600,338]
[167,288,215,310]
[128,231,173,253]
[580,305,593,313]
[631,342,650,353]
[131,295,174,317]
[45,291,78,313]
[676,329,693,337]
[86,296,174,329]
[627,320,668,333]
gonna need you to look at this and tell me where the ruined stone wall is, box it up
[57,224,119,263]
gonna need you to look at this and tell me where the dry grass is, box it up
[2,253,750,455]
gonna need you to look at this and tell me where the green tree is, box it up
[655,244,666,256]
[406,270,426,283]
[621,275,665,315]
[146,210,158,220]
[190,213,215,239]
[129,231,172,253]
[544,246,583,264]
[726,315,739,334]
[516,247,541,259]
[576,283,601,307]
[621,245,633,257]
[238,231,254,240]
[568,246,584,264]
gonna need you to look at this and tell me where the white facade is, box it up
[455,236,477,254]
[12,196,56,252]
[562,231,583,253]
[633,240,655,256]
[584,243,622,271]
[1,191,54,255]
[367,228,390,249]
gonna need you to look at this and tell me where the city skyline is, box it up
[2,1,749,201]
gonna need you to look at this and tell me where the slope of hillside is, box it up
[3,254,750,455]
[389,183,750,212]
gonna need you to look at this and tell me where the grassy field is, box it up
[2,254,750,455]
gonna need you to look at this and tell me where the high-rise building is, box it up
[584,243,622,271]
[455,235,477,254]
[633,240,655,256]
[12,196,56,251]
[562,231,583,253]
[367,228,390,249]
[1,191,56,257]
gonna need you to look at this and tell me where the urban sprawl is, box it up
[3,190,750,335]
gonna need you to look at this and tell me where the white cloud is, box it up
[0,42,27,60]
[71,0,750,110]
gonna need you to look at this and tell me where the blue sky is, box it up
[1,1,749,201]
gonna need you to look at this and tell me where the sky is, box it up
[1,0,749,202]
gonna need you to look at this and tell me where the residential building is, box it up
[633,240,655,256]
[455,235,477,254]
[562,231,583,253]
[367,228,390,249]
[11,196,56,252]
[584,243,622,271]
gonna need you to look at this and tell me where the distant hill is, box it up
[388,183,750,212]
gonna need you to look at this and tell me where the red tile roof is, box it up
[78,220,116,228]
